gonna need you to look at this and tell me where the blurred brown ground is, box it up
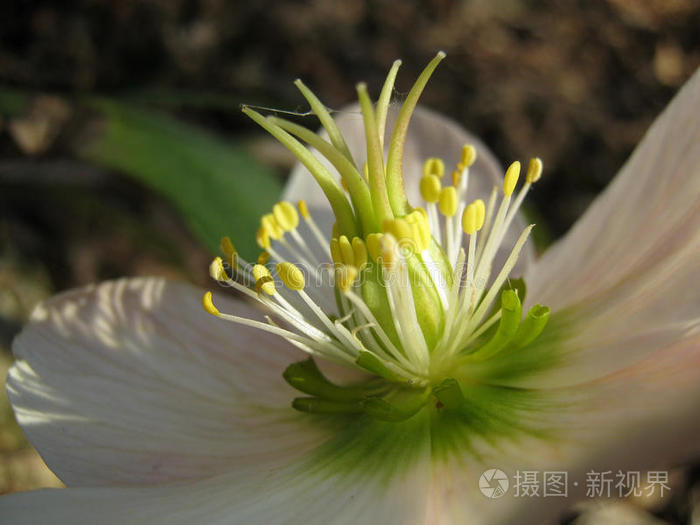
[1,1,699,522]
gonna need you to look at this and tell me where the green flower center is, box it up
[203,52,551,423]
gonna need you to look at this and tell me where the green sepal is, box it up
[469,289,522,362]
[283,358,373,402]
[292,397,365,414]
[363,387,431,422]
[433,378,465,411]
[511,304,550,349]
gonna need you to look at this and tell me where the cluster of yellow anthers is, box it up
[202,143,543,386]
[200,51,549,390]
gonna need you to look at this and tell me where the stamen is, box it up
[439,186,458,263]
[366,232,383,263]
[336,265,359,293]
[423,157,445,178]
[338,235,355,266]
[503,160,521,197]
[526,157,543,183]
[461,144,477,167]
[228,57,550,398]
[273,201,299,232]
[202,291,219,316]
[253,264,277,296]
[220,236,238,268]
[276,262,306,291]
[420,174,442,202]
[352,238,368,270]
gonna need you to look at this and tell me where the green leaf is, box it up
[78,99,282,258]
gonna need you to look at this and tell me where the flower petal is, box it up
[8,277,331,486]
[283,104,533,273]
[429,332,700,524]
[522,69,700,385]
[1,414,434,525]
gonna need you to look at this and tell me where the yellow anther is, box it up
[438,186,458,217]
[336,265,359,293]
[414,206,428,219]
[276,262,305,291]
[253,264,276,295]
[504,161,521,197]
[262,214,283,240]
[253,264,271,281]
[297,200,310,220]
[474,199,485,230]
[257,252,270,265]
[382,218,412,243]
[220,236,238,267]
[409,221,421,251]
[256,276,276,296]
[461,144,477,167]
[366,233,384,262]
[380,234,398,271]
[352,237,368,270]
[462,204,477,235]
[202,291,220,316]
[419,224,431,250]
[209,256,228,281]
[273,201,299,231]
[339,235,354,266]
[220,236,235,258]
[329,237,342,266]
[407,209,431,251]
[526,157,543,184]
[256,227,271,250]
[451,170,461,187]
[420,175,442,203]
[423,157,445,178]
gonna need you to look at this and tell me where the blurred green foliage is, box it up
[80,100,282,258]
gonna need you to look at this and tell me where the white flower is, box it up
[2,57,699,525]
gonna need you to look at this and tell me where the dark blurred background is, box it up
[1,1,699,521]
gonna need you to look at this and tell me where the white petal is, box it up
[0,417,434,525]
[8,277,330,486]
[527,67,700,309]
[430,334,700,524]
[283,104,533,273]
[522,69,700,385]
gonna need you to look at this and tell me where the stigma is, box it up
[203,53,550,418]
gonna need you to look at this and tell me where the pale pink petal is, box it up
[429,332,700,525]
[520,69,700,385]
[527,68,700,310]
[0,422,434,525]
[8,277,331,487]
